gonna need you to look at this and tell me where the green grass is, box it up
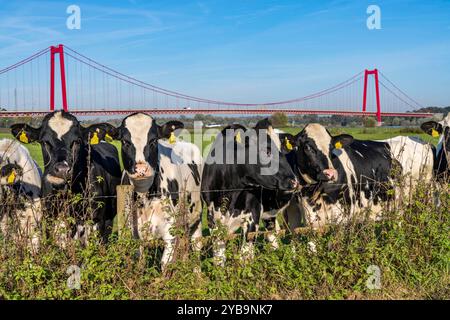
[0,133,44,168]
[0,127,438,170]
[280,126,437,143]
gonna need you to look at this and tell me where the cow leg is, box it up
[265,219,280,250]
[213,240,227,267]
[29,208,42,252]
[53,219,70,249]
[161,236,176,270]
[190,221,203,274]
[240,217,257,261]
[283,195,304,231]
[240,241,255,260]
[104,219,113,242]
[190,220,203,253]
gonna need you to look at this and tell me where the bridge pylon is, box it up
[49,44,68,112]
[362,69,381,125]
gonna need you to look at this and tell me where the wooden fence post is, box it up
[116,185,134,237]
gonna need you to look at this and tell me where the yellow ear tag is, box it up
[284,137,293,151]
[7,170,16,185]
[90,132,99,145]
[169,132,176,144]
[105,133,113,143]
[235,131,242,144]
[431,129,439,138]
[335,141,343,149]
[19,131,29,144]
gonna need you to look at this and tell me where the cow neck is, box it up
[148,165,161,198]
[435,141,448,180]
[70,142,91,193]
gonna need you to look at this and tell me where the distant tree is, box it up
[270,112,288,127]
[391,117,401,126]
[363,117,377,128]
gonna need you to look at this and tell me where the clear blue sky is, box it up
[0,0,449,106]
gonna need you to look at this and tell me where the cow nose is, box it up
[54,162,70,178]
[134,163,151,178]
[323,169,337,181]
[289,179,300,190]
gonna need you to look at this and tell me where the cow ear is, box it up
[222,124,247,144]
[421,121,443,137]
[158,121,184,139]
[331,134,353,150]
[0,163,22,185]
[83,123,119,145]
[10,123,40,144]
[279,133,296,153]
[254,118,272,130]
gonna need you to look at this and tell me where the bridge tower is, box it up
[49,44,68,112]
[362,69,381,125]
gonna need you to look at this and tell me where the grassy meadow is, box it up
[0,126,439,170]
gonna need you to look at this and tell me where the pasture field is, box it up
[0,126,439,170]
[0,125,448,300]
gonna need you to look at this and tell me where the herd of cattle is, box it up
[0,110,448,267]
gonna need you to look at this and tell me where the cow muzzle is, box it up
[128,162,154,180]
[279,178,301,193]
[53,161,71,179]
[46,162,71,185]
[322,168,338,182]
[288,178,301,191]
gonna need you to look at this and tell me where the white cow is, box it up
[282,124,435,230]
[378,135,434,195]
[95,113,203,268]
[132,139,203,267]
[0,139,42,250]
[421,114,450,181]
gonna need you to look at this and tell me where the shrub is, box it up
[0,182,448,299]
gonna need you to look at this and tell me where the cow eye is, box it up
[43,141,52,149]
[305,144,314,152]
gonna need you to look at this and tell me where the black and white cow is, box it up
[201,119,299,263]
[282,123,434,230]
[94,113,203,268]
[0,139,42,249]
[421,114,450,182]
[11,110,121,242]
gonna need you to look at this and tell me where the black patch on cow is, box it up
[201,121,297,237]
[291,134,331,182]
[188,163,201,186]
[436,126,450,181]
[166,178,179,205]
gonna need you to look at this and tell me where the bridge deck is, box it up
[0,109,434,118]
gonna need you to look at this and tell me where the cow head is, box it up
[421,114,450,173]
[212,118,299,192]
[0,163,22,187]
[11,110,104,193]
[290,123,353,184]
[90,113,183,191]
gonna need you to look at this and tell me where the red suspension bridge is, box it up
[0,44,432,124]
